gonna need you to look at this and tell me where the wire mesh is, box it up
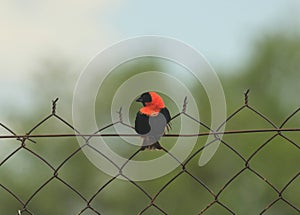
[0,91,299,215]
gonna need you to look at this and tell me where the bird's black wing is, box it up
[160,107,171,123]
[160,107,172,131]
[135,112,150,135]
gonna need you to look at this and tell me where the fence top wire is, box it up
[0,90,299,215]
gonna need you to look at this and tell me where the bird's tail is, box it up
[141,136,163,150]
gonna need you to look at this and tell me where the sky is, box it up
[0,0,299,111]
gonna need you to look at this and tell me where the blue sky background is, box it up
[111,0,300,68]
[0,0,299,111]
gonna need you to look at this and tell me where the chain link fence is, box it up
[0,91,299,214]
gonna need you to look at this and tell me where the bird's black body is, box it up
[135,92,171,150]
[135,107,171,135]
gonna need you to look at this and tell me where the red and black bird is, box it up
[135,92,171,150]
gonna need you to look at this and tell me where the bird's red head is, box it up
[136,92,165,116]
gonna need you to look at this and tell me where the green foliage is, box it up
[1,31,300,214]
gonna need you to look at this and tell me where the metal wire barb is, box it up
[117,107,123,123]
[181,96,188,113]
[52,97,59,114]
[0,92,299,215]
[244,89,250,105]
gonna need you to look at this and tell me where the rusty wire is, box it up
[0,91,299,215]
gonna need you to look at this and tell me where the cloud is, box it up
[0,0,120,79]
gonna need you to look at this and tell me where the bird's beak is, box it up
[136,97,143,102]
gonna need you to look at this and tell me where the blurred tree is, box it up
[1,31,300,214]
[223,32,300,122]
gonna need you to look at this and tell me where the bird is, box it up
[134,92,171,150]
